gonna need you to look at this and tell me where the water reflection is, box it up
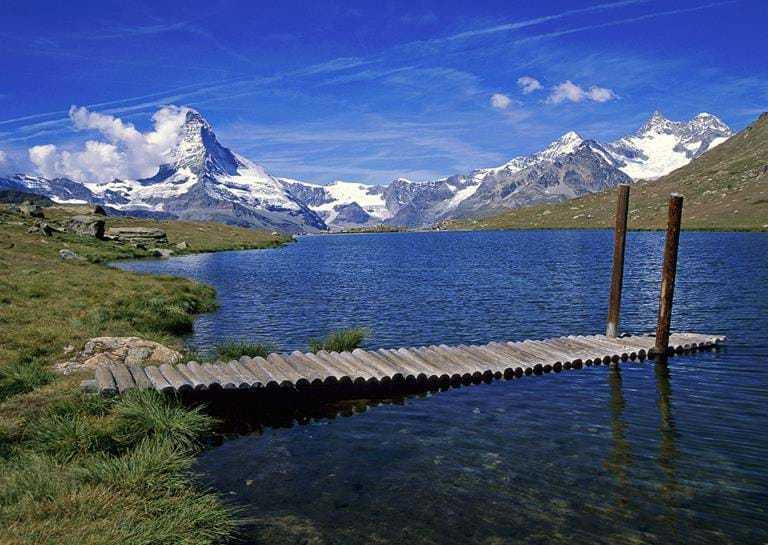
[655,363,681,534]
[605,367,631,511]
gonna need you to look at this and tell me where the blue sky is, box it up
[0,0,766,184]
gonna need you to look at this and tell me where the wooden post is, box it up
[606,184,630,338]
[654,194,684,365]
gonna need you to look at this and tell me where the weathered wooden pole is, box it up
[606,184,631,338]
[654,193,684,365]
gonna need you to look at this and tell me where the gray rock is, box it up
[19,202,45,218]
[175,240,189,250]
[106,227,168,245]
[28,219,63,236]
[92,205,108,216]
[54,336,182,374]
[59,249,84,260]
[63,215,105,239]
[150,248,174,258]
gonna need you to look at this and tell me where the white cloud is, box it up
[28,106,190,182]
[490,93,512,110]
[517,76,542,94]
[0,150,6,165]
[546,80,617,105]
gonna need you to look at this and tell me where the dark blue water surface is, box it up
[118,230,768,545]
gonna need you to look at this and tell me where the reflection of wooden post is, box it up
[654,194,684,364]
[606,184,631,338]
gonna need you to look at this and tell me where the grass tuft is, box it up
[76,436,193,493]
[26,413,105,462]
[110,389,216,452]
[309,327,369,354]
[212,338,277,360]
[0,360,54,402]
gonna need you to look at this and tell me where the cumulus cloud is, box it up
[516,76,542,94]
[28,105,190,182]
[546,80,616,105]
[490,93,512,110]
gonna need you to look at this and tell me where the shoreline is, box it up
[0,205,290,545]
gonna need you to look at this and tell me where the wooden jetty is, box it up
[83,333,725,396]
[83,189,725,398]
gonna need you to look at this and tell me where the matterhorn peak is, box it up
[164,107,240,177]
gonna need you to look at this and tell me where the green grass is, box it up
[0,207,287,544]
[110,390,216,452]
[211,338,277,360]
[0,360,54,402]
[0,372,234,545]
[309,327,370,353]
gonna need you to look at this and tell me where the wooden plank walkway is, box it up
[83,332,726,396]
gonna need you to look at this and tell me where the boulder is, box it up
[175,240,189,250]
[59,249,85,260]
[150,248,174,258]
[106,227,168,245]
[54,336,182,375]
[19,202,45,218]
[63,215,105,239]
[28,219,62,236]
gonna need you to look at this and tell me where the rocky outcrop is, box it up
[55,336,182,374]
[19,202,45,218]
[63,215,106,239]
[27,219,62,236]
[105,226,168,245]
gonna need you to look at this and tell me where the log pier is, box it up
[82,191,719,398]
[83,332,725,396]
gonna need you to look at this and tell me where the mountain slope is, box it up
[451,140,631,217]
[441,112,768,231]
[280,178,390,228]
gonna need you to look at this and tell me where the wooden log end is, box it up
[80,379,97,393]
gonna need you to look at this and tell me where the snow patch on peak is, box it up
[606,110,733,180]
[539,131,584,159]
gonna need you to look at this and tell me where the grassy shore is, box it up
[0,205,289,545]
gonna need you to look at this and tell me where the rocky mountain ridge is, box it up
[0,110,732,231]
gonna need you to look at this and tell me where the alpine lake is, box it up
[116,230,768,545]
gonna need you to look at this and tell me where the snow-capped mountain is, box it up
[472,131,585,181]
[1,109,326,233]
[278,112,731,228]
[0,174,97,203]
[280,179,390,228]
[604,111,732,180]
[452,139,630,217]
[1,108,732,231]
